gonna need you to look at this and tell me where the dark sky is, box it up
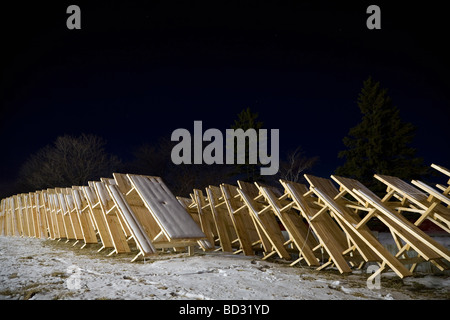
[1,1,449,196]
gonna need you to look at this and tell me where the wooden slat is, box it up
[92,181,131,254]
[280,179,354,273]
[206,185,236,252]
[237,181,291,260]
[56,189,76,240]
[314,186,413,278]
[0,199,5,236]
[127,175,206,240]
[14,195,25,237]
[375,174,428,208]
[306,175,415,278]
[220,183,262,256]
[27,194,36,237]
[332,175,449,268]
[47,190,66,239]
[106,183,157,256]
[305,175,381,262]
[71,187,98,245]
[375,174,450,232]
[40,191,55,239]
[115,175,163,241]
[411,180,450,206]
[432,163,450,178]
[353,188,450,262]
[82,185,114,249]
[193,189,217,249]
[64,189,83,240]
[258,183,320,267]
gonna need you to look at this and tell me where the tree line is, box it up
[7,76,428,199]
[11,121,317,198]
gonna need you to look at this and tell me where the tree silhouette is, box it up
[278,147,318,183]
[16,134,121,191]
[336,77,427,193]
[229,107,264,182]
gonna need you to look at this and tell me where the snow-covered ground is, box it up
[0,235,449,300]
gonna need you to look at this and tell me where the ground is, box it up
[0,236,449,300]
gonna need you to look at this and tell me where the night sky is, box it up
[1,1,449,197]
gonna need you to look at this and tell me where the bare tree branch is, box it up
[278,147,318,183]
[16,134,121,192]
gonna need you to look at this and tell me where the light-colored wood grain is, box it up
[128,175,206,240]
[82,185,114,250]
[375,174,450,233]
[258,183,320,266]
[106,183,157,258]
[193,189,217,249]
[92,181,131,255]
[280,179,354,273]
[432,163,450,178]
[71,188,98,245]
[220,183,262,256]
[237,181,291,261]
[332,175,449,272]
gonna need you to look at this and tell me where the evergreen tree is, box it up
[336,77,427,193]
[230,107,264,182]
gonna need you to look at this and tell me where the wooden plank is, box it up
[40,191,55,239]
[0,199,5,236]
[92,181,131,254]
[63,188,84,241]
[5,198,11,236]
[32,192,44,238]
[411,180,450,206]
[258,183,320,267]
[237,181,291,260]
[4,198,8,236]
[8,197,15,236]
[23,194,35,237]
[313,185,412,278]
[56,189,76,240]
[353,188,450,262]
[71,188,98,245]
[436,184,450,196]
[101,179,133,238]
[431,163,450,178]
[375,174,450,231]
[332,175,449,268]
[193,189,217,248]
[96,181,132,239]
[375,174,428,205]
[128,175,205,240]
[177,196,212,251]
[114,173,166,242]
[106,183,157,257]
[114,173,206,254]
[305,175,381,262]
[220,183,262,256]
[82,186,114,250]
[1,199,5,236]
[0,199,6,236]
[29,193,41,238]
[14,195,25,237]
[206,185,238,252]
[306,175,415,278]
[27,194,37,237]
[280,180,354,273]
[4,198,10,236]
[47,190,66,239]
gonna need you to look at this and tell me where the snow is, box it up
[0,235,449,300]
